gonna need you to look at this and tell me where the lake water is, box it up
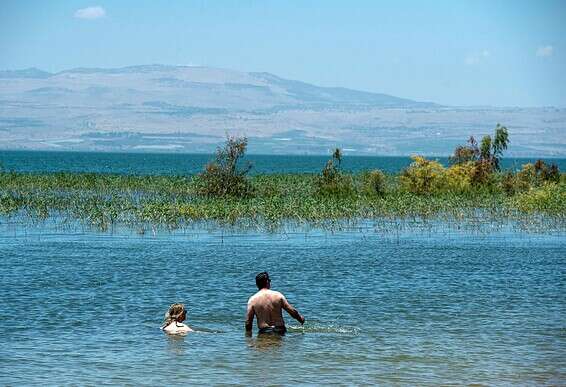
[1,150,565,175]
[1,151,565,384]
[1,223,564,385]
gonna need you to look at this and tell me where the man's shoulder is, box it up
[248,291,263,303]
[248,289,284,302]
[268,289,285,299]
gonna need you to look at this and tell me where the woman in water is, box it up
[161,303,194,334]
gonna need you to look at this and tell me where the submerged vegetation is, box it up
[0,125,564,232]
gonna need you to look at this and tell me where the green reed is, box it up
[0,171,564,232]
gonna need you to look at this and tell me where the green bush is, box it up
[514,182,566,213]
[450,136,479,165]
[197,135,253,198]
[443,162,475,193]
[469,159,496,187]
[316,149,353,197]
[362,169,387,196]
[497,164,533,195]
[501,171,519,195]
[507,160,562,195]
[534,160,560,183]
[400,156,503,194]
[449,123,509,184]
[400,156,446,194]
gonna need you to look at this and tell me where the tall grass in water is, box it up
[0,132,564,232]
[0,170,563,232]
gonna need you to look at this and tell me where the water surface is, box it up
[1,223,564,385]
[1,150,564,175]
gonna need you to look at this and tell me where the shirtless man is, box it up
[245,271,305,334]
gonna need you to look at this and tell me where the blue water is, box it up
[1,150,564,175]
[1,223,564,385]
[1,151,565,384]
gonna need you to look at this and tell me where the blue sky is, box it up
[1,0,565,106]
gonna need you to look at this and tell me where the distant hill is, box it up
[0,67,52,79]
[0,64,564,156]
[0,64,436,109]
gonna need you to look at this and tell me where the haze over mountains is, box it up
[1,65,564,156]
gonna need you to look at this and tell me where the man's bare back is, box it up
[245,272,305,334]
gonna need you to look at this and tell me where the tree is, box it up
[480,135,492,161]
[198,135,253,197]
[449,136,479,165]
[491,124,509,170]
[332,148,342,167]
[317,148,353,196]
[450,124,509,172]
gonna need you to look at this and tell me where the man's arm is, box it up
[245,300,255,332]
[281,295,305,324]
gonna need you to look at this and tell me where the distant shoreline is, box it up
[2,148,566,158]
[1,151,565,179]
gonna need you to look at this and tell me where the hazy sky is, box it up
[1,0,565,107]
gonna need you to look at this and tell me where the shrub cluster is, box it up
[400,155,562,196]
[514,182,566,214]
[399,124,564,196]
[316,148,353,197]
[449,124,509,172]
[501,159,561,195]
[400,156,446,194]
[196,136,253,198]
[399,156,499,195]
[361,169,387,196]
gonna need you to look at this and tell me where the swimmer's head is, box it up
[162,303,187,328]
[256,271,271,290]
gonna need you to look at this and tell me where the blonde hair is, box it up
[162,303,186,328]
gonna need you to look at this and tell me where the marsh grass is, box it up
[0,170,564,232]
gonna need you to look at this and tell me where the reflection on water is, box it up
[190,327,225,334]
[166,333,188,356]
[246,333,285,352]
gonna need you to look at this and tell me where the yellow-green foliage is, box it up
[0,193,22,215]
[400,156,446,194]
[500,162,559,196]
[444,162,474,192]
[515,161,561,188]
[401,156,500,194]
[514,182,566,213]
[516,163,537,187]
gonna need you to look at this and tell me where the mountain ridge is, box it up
[0,64,438,108]
[0,64,564,156]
